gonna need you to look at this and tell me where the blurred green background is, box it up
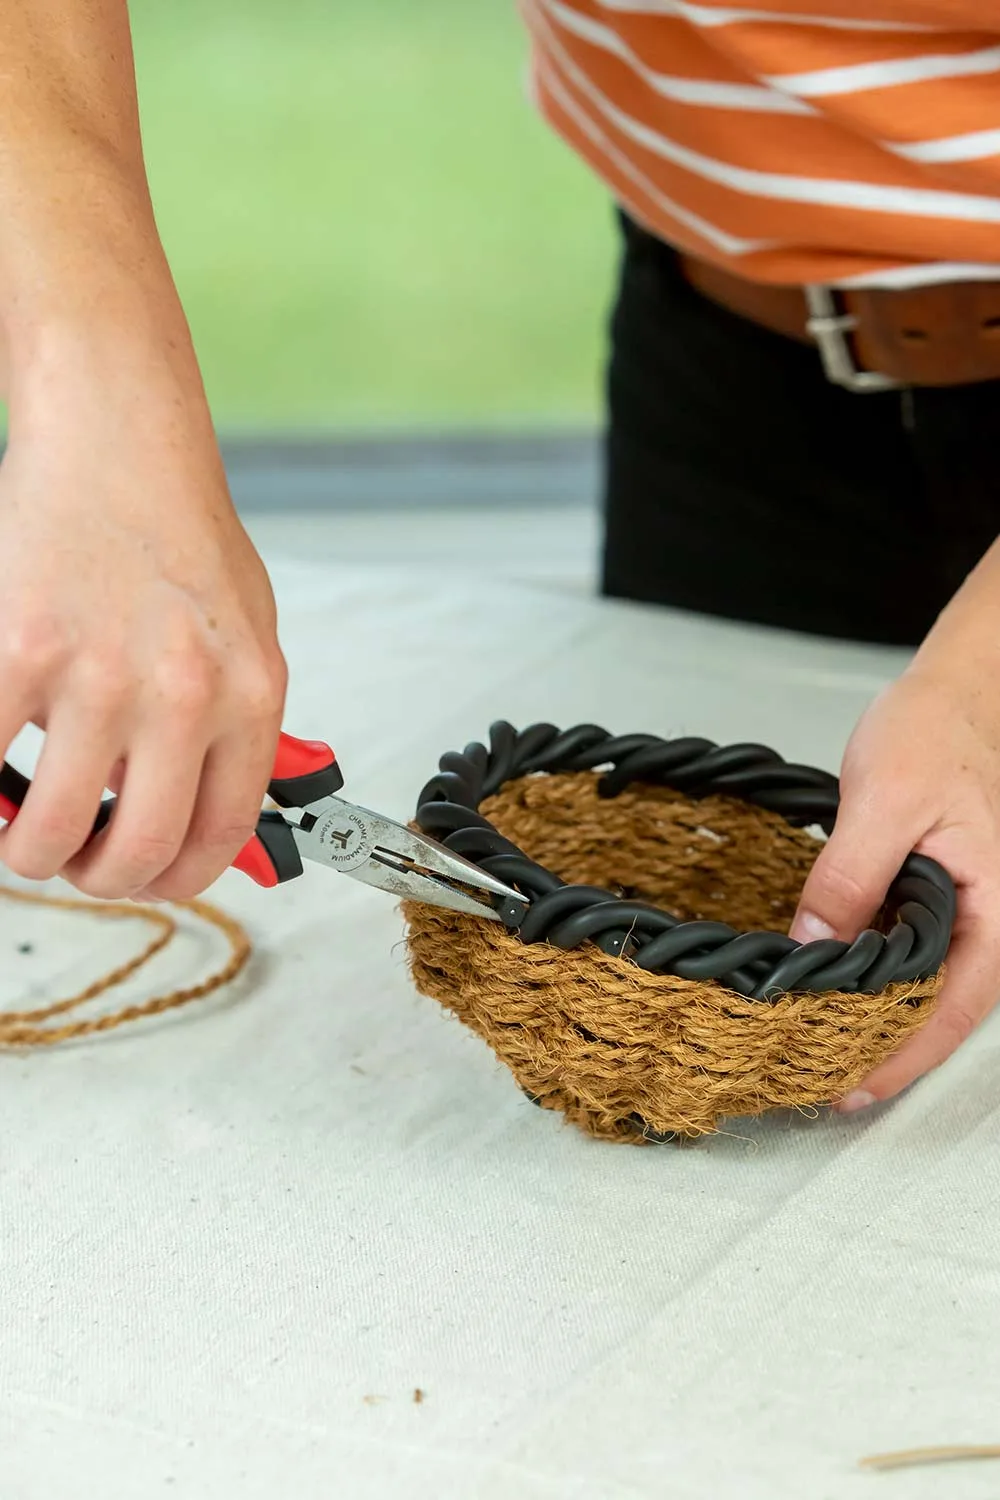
[131,0,616,432]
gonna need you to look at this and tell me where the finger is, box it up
[0,618,65,755]
[65,729,207,899]
[837,915,1000,1111]
[789,790,920,944]
[140,718,281,901]
[0,682,42,844]
[0,698,122,881]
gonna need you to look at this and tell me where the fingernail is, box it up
[791,910,836,942]
[836,1090,877,1115]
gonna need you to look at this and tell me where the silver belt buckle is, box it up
[804,285,900,393]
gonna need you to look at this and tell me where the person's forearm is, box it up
[0,3,287,908]
[0,1,179,371]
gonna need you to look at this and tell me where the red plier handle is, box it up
[231,732,344,888]
[0,732,343,892]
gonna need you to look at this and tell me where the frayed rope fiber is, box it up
[404,771,942,1142]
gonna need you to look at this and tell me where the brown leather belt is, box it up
[678,253,1000,390]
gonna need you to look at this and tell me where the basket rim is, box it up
[413,720,955,1000]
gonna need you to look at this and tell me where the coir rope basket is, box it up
[403,722,955,1142]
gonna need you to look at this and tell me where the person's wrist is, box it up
[911,604,1000,687]
[902,629,999,738]
[4,314,213,473]
[907,539,1000,691]
[0,164,183,368]
[4,257,209,437]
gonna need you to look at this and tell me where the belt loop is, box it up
[900,387,917,433]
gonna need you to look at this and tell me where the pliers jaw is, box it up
[235,734,529,924]
[291,795,529,925]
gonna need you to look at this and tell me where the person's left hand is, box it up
[789,660,1000,1113]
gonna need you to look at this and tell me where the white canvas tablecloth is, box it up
[1,557,998,1500]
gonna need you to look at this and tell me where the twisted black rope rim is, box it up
[414,721,955,1001]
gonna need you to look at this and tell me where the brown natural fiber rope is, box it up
[0,884,251,1046]
[405,772,943,1142]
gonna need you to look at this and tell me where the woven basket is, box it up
[403,724,950,1143]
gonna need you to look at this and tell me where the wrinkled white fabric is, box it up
[1,557,996,1500]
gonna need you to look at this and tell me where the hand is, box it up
[0,316,287,901]
[789,663,1000,1113]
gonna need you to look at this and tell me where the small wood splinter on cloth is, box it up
[860,1444,1000,1471]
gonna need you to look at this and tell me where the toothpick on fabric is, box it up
[860,1445,1000,1471]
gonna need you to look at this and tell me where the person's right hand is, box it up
[0,310,288,902]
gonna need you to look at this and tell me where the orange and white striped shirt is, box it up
[524,0,1000,285]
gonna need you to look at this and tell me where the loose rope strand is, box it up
[0,885,252,1046]
[860,1445,1000,1471]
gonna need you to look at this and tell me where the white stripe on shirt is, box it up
[834,259,1000,286]
[889,126,1000,163]
[542,0,813,112]
[529,5,1000,223]
[589,0,944,33]
[534,51,773,253]
[767,43,1000,98]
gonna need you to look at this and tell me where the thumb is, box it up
[789,798,918,944]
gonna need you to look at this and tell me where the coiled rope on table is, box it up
[414,721,955,999]
[0,885,251,1046]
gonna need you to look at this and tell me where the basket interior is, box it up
[480,772,825,933]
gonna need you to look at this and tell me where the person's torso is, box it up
[523,0,1000,284]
